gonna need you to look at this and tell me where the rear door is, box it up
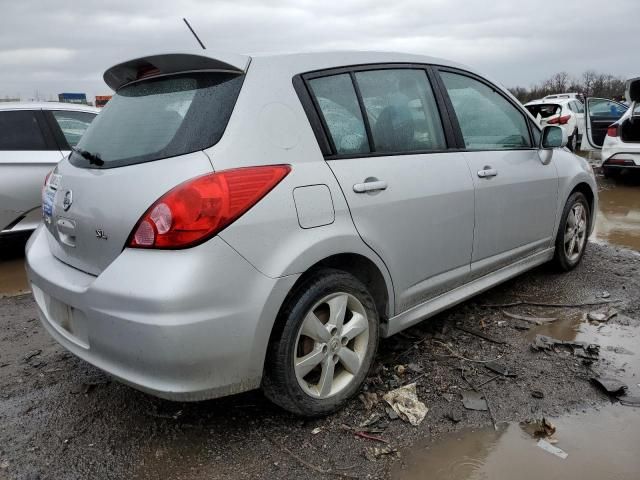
[436,68,558,277]
[305,66,475,313]
[582,98,628,150]
[0,109,62,232]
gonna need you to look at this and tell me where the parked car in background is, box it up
[599,78,640,178]
[0,102,98,238]
[525,98,585,151]
[27,51,596,416]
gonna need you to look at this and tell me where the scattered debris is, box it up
[385,407,399,421]
[537,439,568,459]
[600,291,611,299]
[531,390,545,399]
[23,350,42,362]
[406,363,423,374]
[441,393,455,403]
[359,391,378,410]
[502,311,557,325]
[619,396,640,407]
[364,445,398,462]
[358,413,383,428]
[394,364,406,376]
[605,346,634,355]
[433,340,505,364]
[461,390,488,411]
[520,418,556,438]
[267,437,357,478]
[455,325,506,344]
[587,307,618,323]
[591,377,628,396]
[382,383,428,426]
[485,361,517,377]
[445,411,462,423]
[311,427,323,435]
[531,335,599,359]
[1,460,8,469]
[354,431,389,444]
[484,299,618,309]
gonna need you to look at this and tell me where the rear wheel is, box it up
[263,269,379,416]
[568,128,578,152]
[553,192,590,271]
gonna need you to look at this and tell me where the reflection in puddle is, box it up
[395,406,640,480]
[397,314,640,480]
[594,182,640,251]
[0,256,29,297]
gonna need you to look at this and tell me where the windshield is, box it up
[70,72,243,169]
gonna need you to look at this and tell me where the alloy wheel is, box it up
[564,202,587,262]
[293,292,369,399]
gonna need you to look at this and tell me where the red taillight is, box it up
[607,125,619,137]
[128,165,291,249]
[548,115,571,125]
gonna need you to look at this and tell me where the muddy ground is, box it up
[1,176,639,480]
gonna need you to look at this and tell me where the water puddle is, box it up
[593,182,640,251]
[0,237,30,297]
[397,312,640,479]
[394,405,640,479]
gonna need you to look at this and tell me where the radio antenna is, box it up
[183,18,206,50]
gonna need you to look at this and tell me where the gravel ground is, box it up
[0,241,639,480]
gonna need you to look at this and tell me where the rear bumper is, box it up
[25,226,298,401]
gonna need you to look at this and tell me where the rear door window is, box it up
[0,110,48,150]
[354,69,446,153]
[308,74,370,155]
[70,72,244,169]
[441,71,531,150]
[52,111,96,148]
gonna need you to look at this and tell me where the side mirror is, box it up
[540,125,568,149]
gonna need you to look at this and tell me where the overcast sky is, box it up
[1,0,637,101]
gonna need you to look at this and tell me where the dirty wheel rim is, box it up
[294,292,369,399]
[564,202,587,262]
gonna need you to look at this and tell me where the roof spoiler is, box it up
[103,52,251,91]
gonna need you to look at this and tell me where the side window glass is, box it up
[52,111,96,148]
[0,110,47,151]
[440,72,532,150]
[588,99,627,118]
[308,74,369,155]
[354,69,446,153]
[576,101,584,113]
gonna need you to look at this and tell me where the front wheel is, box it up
[263,269,379,416]
[553,192,590,271]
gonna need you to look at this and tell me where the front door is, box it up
[306,68,475,314]
[437,69,558,277]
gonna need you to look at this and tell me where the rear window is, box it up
[525,104,561,119]
[70,72,243,169]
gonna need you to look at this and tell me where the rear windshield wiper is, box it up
[72,147,104,167]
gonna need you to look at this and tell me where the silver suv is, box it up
[26,51,597,415]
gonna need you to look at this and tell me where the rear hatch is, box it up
[525,103,561,126]
[42,54,247,275]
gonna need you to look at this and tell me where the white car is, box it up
[525,98,585,151]
[599,78,640,178]
[0,102,98,237]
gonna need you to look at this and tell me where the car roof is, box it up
[0,102,100,113]
[103,50,477,90]
[525,98,571,106]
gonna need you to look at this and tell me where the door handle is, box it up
[477,167,498,178]
[353,179,388,193]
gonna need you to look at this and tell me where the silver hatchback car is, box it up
[26,51,597,415]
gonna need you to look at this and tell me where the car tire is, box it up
[568,129,578,152]
[263,268,379,416]
[553,192,590,271]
